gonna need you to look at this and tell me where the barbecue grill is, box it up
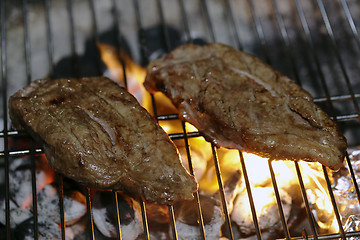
[1,0,360,239]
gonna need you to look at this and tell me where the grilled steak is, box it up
[9,77,197,204]
[144,43,347,170]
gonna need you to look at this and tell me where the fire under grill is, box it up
[1,0,360,239]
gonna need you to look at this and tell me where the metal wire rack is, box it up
[1,0,360,239]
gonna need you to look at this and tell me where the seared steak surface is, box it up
[144,43,347,170]
[9,77,197,204]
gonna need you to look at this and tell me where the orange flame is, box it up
[21,154,56,209]
[97,42,151,111]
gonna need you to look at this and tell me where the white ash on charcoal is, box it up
[4,155,54,209]
[0,155,53,228]
[92,191,143,240]
[173,171,242,240]
[0,154,87,239]
[36,184,87,226]
[0,184,87,239]
[174,196,223,240]
[13,217,62,240]
[0,199,32,228]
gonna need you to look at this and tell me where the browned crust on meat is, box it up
[9,77,197,204]
[144,43,347,170]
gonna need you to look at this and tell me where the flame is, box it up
[240,152,338,233]
[97,42,151,111]
[200,149,339,233]
[97,42,339,234]
[21,154,56,209]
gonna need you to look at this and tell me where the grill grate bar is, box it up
[271,0,302,85]
[294,162,319,239]
[66,0,80,77]
[212,145,235,240]
[85,188,96,240]
[340,0,360,49]
[133,0,149,67]
[0,132,202,158]
[335,113,360,121]
[22,0,31,85]
[57,174,66,240]
[239,151,263,239]
[156,0,172,53]
[181,121,207,239]
[0,0,11,238]
[200,0,216,43]
[268,160,291,239]
[247,0,271,64]
[88,0,102,76]
[111,0,128,91]
[139,198,150,240]
[314,94,360,103]
[113,191,123,240]
[168,205,179,240]
[321,165,346,239]
[30,145,39,238]
[223,0,243,50]
[177,0,191,43]
[44,0,54,75]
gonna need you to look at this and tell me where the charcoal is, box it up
[92,191,143,239]
[14,217,61,240]
[36,184,87,226]
[0,198,32,228]
[8,155,55,209]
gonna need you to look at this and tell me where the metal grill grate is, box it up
[1,0,360,239]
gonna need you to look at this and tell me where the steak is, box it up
[9,77,197,204]
[144,43,347,170]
